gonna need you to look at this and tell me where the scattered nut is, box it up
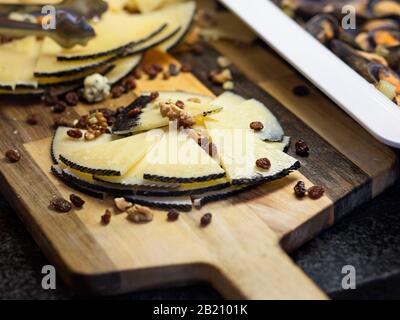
[250,121,264,131]
[70,194,85,208]
[167,209,180,221]
[200,213,212,227]
[67,129,83,139]
[308,186,325,200]
[84,131,95,141]
[50,197,72,213]
[217,56,231,68]
[223,81,234,90]
[126,204,154,223]
[256,157,271,170]
[5,149,21,163]
[101,209,112,225]
[114,197,133,212]
[295,139,309,157]
[294,181,307,198]
[159,101,195,128]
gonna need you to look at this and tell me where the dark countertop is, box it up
[1,176,400,300]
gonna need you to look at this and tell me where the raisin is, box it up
[208,142,218,157]
[5,149,21,163]
[127,107,142,118]
[181,63,192,72]
[65,91,79,106]
[143,64,158,79]
[169,63,179,76]
[26,114,39,125]
[294,181,307,198]
[50,197,72,213]
[153,64,163,73]
[111,85,125,98]
[41,92,58,106]
[67,129,83,139]
[250,121,264,131]
[132,67,142,79]
[167,209,180,221]
[122,76,137,91]
[308,186,325,200]
[192,43,204,56]
[163,71,170,80]
[51,101,66,113]
[292,85,310,97]
[70,194,85,208]
[116,107,125,115]
[175,100,185,109]
[107,116,116,126]
[75,116,88,129]
[101,209,112,225]
[149,91,159,101]
[256,157,271,170]
[53,115,70,128]
[200,213,212,227]
[295,139,309,157]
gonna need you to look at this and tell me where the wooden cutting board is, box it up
[0,42,397,299]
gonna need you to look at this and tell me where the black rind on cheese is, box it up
[112,95,153,135]
[135,182,231,197]
[231,161,301,185]
[59,155,122,176]
[124,196,192,212]
[57,24,168,61]
[143,172,226,183]
[51,166,104,199]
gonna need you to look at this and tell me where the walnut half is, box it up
[159,101,195,128]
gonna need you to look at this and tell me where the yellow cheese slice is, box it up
[207,129,299,184]
[0,37,42,89]
[51,126,117,164]
[142,129,225,183]
[60,130,161,176]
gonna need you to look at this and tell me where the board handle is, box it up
[200,211,327,300]
[207,245,326,300]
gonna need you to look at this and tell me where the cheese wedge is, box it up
[51,127,117,164]
[57,2,195,60]
[107,54,143,84]
[208,129,299,184]
[205,92,284,142]
[33,24,177,77]
[142,129,226,183]
[113,91,216,134]
[0,37,42,90]
[59,130,162,176]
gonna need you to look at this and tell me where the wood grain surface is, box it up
[0,41,397,299]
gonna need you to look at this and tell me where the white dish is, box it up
[220,0,400,148]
